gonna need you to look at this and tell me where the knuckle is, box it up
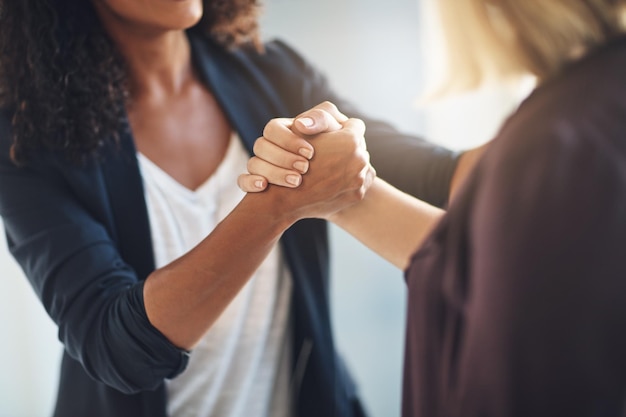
[262,123,274,139]
[252,138,264,155]
[309,108,326,123]
[354,117,366,130]
[357,160,368,174]
[349,173,365,190]
[355,187,366,201]
[247,157,258,172]
[319,101,339,113]
[347,118,366,134]
[368,165,377,180]
[262,118,288,139]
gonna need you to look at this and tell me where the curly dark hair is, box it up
[0,0,263,164]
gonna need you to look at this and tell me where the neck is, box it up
[122,32,193,101]
[95,6,194,101]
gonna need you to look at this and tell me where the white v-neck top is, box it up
[137,134,293,417]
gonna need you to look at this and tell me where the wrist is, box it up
[239,186,301,233]
[325,200,358,226]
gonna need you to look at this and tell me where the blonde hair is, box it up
[437,0,626,89]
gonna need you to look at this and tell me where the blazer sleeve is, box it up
[258,40,461,208]
[455,125,626,416]
[0,114,189,394]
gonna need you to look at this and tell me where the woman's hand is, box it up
[238,102,347,192]
[260,115,376,221]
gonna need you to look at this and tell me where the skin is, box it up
[93,0,227,191]
[92,0,374,350]
[238,103,487,269]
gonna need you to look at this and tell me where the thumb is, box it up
[292,101,347,136]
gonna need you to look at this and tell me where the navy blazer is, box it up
[0,32,459,417]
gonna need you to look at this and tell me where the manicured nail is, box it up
[298,147,314,159]
[286,174,301,186]
[254,180,265,189]
[297,117,315,128]
[293,160,309,173]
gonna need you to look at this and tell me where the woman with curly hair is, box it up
[0,1,468,416]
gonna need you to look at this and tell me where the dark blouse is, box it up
[403,36,626,417]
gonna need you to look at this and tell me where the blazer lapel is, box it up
[100,124,155,281]
[188,33,289,154]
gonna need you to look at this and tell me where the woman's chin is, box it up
[164,2,204,29]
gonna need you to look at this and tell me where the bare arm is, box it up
[329,178,443,269]
[144,191,290,350]
[239,103,444,270]
[145,117,373,350]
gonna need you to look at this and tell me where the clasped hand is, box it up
[238,102,377,220]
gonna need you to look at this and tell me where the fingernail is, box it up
[298,147,314,159]
[297,117,315,128]
[293,160,309,173]
[254,180,265,189]
[286,174,301,186]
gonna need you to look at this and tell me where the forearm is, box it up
[143,132,370,351]
[143,190,295,350]
[366,131,459,208]
[330,178,444,270]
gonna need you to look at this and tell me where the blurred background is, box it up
[0,0,519,416]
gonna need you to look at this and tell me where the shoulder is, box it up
[189,31,330,97]
[457,38,626,249]
[243,38,310,71]
[189,30,316,82]
[188,32,329,114]
[484,37,626,187]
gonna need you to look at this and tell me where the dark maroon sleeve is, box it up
[456,126,626,416]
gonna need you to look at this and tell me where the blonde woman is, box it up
[241,1,626,416]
